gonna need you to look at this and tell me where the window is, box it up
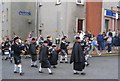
[6,8,8,21]
[56,0,61,5]
[76,0,84,5]
[38,0,42,7]
[105,19,109,32]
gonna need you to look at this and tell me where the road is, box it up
[2,56,118,79]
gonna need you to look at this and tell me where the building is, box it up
[1,0,120,42]
[86,0,120,36]
[7,0,86,42]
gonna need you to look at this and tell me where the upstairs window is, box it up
[76,0,84,5]
[56,0,61,5]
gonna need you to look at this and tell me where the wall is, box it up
[86,2,102,36]
[8,1,85,42]
[1,2,11,38]
[38,2,85,42]
[11,2,36,40]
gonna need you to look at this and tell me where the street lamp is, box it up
[35,0,39,37]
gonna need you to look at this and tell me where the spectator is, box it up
[97,33,104,52]
[107,33,113,54]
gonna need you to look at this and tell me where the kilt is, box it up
[73,62,85,71]
[14,56,21,65]
[31,55,37,61]
[41,60,51,68]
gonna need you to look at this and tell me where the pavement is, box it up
[2,55,118,79]
[68,43,120,57]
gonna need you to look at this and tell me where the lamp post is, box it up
[35,0,39,37]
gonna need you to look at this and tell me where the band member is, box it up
[29,38,38,68]
[39,40,53,75]
[70,37,86,75]
[46,35,53,47]
[60,36,70,63]
[49,44,58,68]
[11,37,24,76]
[3,38,11,60]
[24,40,30,58]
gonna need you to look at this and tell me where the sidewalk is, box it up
[68,43,119,57]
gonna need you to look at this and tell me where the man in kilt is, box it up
[29,38,38,68]
[11,37,24,76]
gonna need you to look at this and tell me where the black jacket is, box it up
[39,45,49,62]
[70,42,85,64]
[60,41,68,50]
[29,42,37,55]
[11,42,21,57]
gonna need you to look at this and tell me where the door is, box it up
[77,19,83,33]
[105,19,109,32]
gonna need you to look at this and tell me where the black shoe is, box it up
[34,65,38,68]
[53,66,57,68]
[10,60,13,63]
[60,61,63,63]
[65,61,68,63]
[81,72,86,75]
[49,72,53,75]
[74,72,79,75]
[31,65,34,67]
[20,72,24,76]
[86,63,90,66]
[5,57,8,60]
[14,71,18,73]
[39,71,43,73]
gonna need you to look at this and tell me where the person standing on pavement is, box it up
[11,37,24,76]
[107,34,113,54]
[90,36,101,55]
[70,37,86,75]
[97,33,104,53]
[38,40,53,75]
[29,38,38,68]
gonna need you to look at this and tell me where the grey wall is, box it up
[38,2,85,42]
[1,2,11,38]
[11,2,36,40]
[10,1,85,42]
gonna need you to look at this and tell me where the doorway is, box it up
[77,19,83,33]
[105,19,109,32]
